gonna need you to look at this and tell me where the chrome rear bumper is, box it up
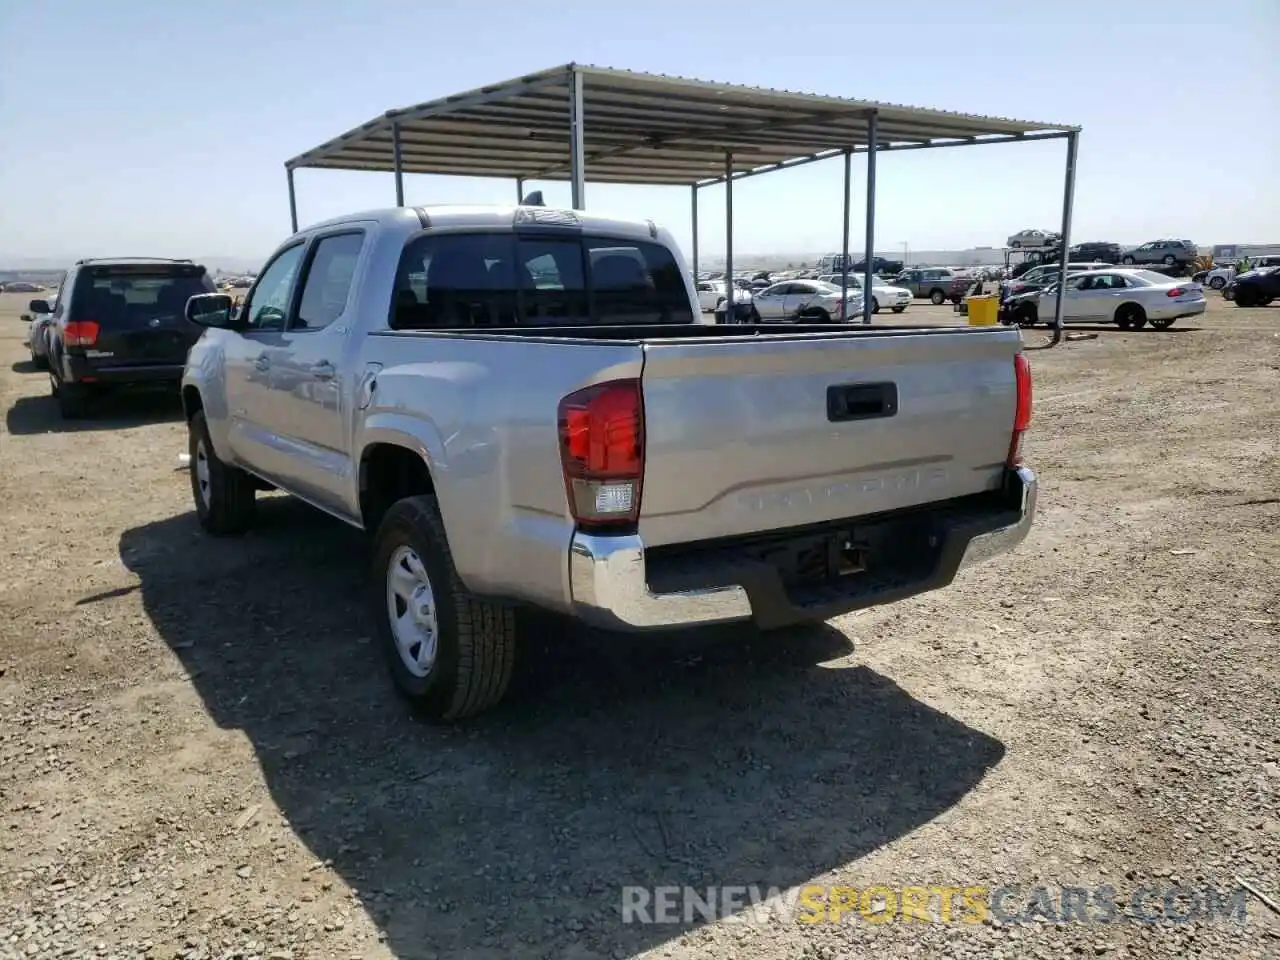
[568,466,1037,632]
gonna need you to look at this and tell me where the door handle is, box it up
[309,361,336,381]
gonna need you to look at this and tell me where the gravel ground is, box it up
[0,292,1277,960]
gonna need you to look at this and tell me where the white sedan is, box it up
[1013,268,1205,330]
[831,276,912,314]
[694,280,726,312]
[749,280,863,322]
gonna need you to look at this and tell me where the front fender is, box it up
[181,335,232,459]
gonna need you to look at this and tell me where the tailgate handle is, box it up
[827,382,898,422]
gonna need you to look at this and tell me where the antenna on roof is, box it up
[521,190,545,207]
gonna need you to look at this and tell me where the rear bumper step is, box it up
[568,466,1037,631]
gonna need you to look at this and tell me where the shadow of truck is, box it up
[119,498,1004,958]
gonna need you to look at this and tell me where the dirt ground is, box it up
[0,292,1277,960]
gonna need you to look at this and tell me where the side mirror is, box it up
[186,293,236,328]
[28,298,51,315]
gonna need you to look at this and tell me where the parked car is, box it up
[1002,268,1205,330]
[3,281,46,293]
[694,279,725,312]
[1002,262,1112,300]
[1119,239,1198,267]
[894,268,967,305]
[1068,242,1122,264]
[1226,265,1280,307]
[1007,229,1060,249]
[32,257,215,418]
[837,275,912,314]
[22,291,59,369]
[179,204,1037,720]
[1207,255,1280,291]
[745,280,863,322]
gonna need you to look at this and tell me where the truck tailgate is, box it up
[637,328,1022,547]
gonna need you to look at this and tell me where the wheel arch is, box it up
[359,435,438,534]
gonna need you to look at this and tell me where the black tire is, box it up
[371,495,517,721]
[929,289,946,306]
[1121,256,1136,265]
[1162,254,1177,266]
[891,305,906,314]
[1148,315,1177,330]
[189,410,256,535]
[871,297,880,314]
[1209,277,1226,290]
[32,351,49,371]
[1016,304,1038,328]
[56,379,92,419]
[1115,303,1147,330]
[1232,288,1254,307]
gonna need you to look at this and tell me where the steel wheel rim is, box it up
[194,439,212,508]
[386,545,439,679]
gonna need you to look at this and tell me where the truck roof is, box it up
[298,205,663,243]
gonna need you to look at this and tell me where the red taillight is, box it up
[1008,352,1032,467]
[64,320,99,348]
[1166,287,1184,297]
[557,379,644,529]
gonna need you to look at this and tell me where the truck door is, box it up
[222,242,306,473]
[261,229,368,514]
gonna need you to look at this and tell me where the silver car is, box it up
[1119,239,1197,267]
[24,292,58,370]
[750,280,863,322]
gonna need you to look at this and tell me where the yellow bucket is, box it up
[967,295,999,326]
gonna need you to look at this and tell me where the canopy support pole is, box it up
[862,111,878,324]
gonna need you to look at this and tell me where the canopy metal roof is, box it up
[285,63,1078,188]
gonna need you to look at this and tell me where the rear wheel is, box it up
[189,410,256,535]
[929,289,946,306]
[1016,304,1038,328]
[371,495,517,721]
[1115,303,1147,330]
[1233,287,1255,308]
[1162,254,1177,266]
[1209,276,1226,290]
[1121,255,1136,265]
[871,298,880,314]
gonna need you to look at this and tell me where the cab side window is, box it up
[293,232,365,331]
[242,244,306,332]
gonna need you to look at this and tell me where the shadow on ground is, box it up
[11,358,41,374]
[119,500,1005,959]
[6,390,184,435]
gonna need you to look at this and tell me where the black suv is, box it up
[1069,242,1122,264]
[1227,266,1280,308]
[29,257,214,418]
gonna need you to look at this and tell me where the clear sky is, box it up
[2,0,1277,265]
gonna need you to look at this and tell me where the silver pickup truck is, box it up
[180,205,1037,720]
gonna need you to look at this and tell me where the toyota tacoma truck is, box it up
[180,205,1037,721]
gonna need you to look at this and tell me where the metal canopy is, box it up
[285,63,1077,187]
[283,63,1079,341]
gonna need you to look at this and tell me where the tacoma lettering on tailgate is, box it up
[737,466,950,513]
